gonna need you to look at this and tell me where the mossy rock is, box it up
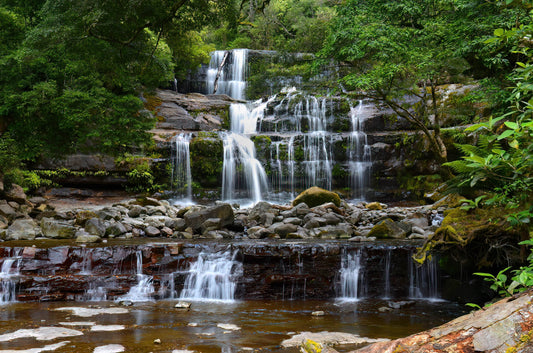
[292,186,341,208]
[367,218,407,239]
[365,202,384,210]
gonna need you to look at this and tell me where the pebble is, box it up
[311,311,325,316]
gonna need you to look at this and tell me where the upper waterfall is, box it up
[206,49,248,100]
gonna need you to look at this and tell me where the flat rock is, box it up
[93,344,125,353]
[54,307,129,317]
[0,327,83,342]
[281,331,388,348]
[0,341,69,353]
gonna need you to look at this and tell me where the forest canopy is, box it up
[0,0,530,167]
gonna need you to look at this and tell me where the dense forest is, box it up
[0,0,532,287]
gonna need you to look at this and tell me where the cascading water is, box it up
[409,254,440,300]
[348,101,372,200]
[206,49,248,100]
[0,249,22,304]
[338,250,364,301]
[116,250,154,302]
[172,133,193,204]
[180,251,242,301]
[382,248,392,299]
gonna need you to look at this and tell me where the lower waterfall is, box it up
[0,249,22,304]
[180,251,242,302]
[116,250,155,302]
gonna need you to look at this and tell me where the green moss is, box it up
[367,219,395,239]
[190,135,223,187]
[292,186,341,207]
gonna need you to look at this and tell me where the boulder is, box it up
[367,218,407,239]
[293,187,341,208]
[5,184,27,204]
[75,230,101,243]
[5,219,41,240]
[145,226,161,237]
[184,203,234,232]
[268,223,298,238]
[365,202,385,210]
[41,218,77,239]
[105,222,127,237]
[75,210,98,226]
[248,201,278,223]
[0,202,18,221]
[84,218,107,237]
[127,205,145,218]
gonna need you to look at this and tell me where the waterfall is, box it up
[221,98,273,204]
[0,249,22,304]
[338,250,364,301]
[116,251,154,302]
[180,251,242,302]
[382,248,392,299]
[409,254,440,300]
[348,101,372,200]
[172,133,193,204]
[206,49,248,100]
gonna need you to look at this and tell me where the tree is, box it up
[318,0,528,163]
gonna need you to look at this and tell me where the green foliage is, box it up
[460,195,487,211]
[474,239,533,296]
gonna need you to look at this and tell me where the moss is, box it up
[190,135,223,187]
[293,186,342,207]
[368,219,395,239]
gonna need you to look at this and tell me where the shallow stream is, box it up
[0,298,465,353]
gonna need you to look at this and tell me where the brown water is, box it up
[0,299,465,353]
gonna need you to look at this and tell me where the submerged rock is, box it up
[281,331,388,348]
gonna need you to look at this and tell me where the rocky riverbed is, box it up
[0,184,445,244]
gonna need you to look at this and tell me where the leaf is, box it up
[494,28,505,37]
[497,129,514,140]
[509,139,519,149]
[504,121,519,130]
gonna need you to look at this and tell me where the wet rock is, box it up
[322,213,342,225]
[0,326,83,342]
[312,311,325,316]
[94,344,125,353]
[97,207,122,220]
[304,217,327,229]
[283,217,302,226]
[28,196,47,206]
[293,186,341,208]
[175,301,191,309]
[353,291,533,353]
[367,218,407,239]
[201,217,222,233]
[54,307,129,317]
[160,226,173,237]
[135,197,162,207]
[85,218,106,236]
[154,338,162,344]
[388,300,415,309]
[282,331,388,348]
[75,230,101,243]
[247,226,271,239]
[90,325,125,331]
[5,219,41,240]
[217,323,240,331]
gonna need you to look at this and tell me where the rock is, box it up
[269,223,298,238]
[5,219,41,240]
[0,202,18,221]
[160,226,173,237]
[175,301,191,309]
[304,217,327,229]
[247,226,272,239]
[28,197,47,206]
[388,300,415,309]
[84,218,106,237]
[248,201,277,223]
[105,222,127,237]
[75,230,101,243]
[312,311,325,316]
[5,184,27,204]
[145,226,161,237]
[367,218,407,239]
[282,331,388,348]
[97,208,122,221]
[165,218,186,231]
[293,186,341,208]
[135,197,162,207]
[41,218,77,239]
[404,213,429,229]
[412,226,425,235]
[217,323,241,331]
[127,205,145,218]
[352,290,533,353]
[75,210,98,226]
[283,217,302,226]
[365,202,385,210]
[322,213,342,225]
[201,217,222,233]
[184,203,234,232]
[153,338,161,344]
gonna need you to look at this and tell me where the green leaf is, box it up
[494,28,505,36]
[504,121,519,130]
[497,129,514,140]
[509,139,519,149]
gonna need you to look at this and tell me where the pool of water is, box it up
[0,298,465,353]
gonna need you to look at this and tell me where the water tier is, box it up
[0,241,440,303]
